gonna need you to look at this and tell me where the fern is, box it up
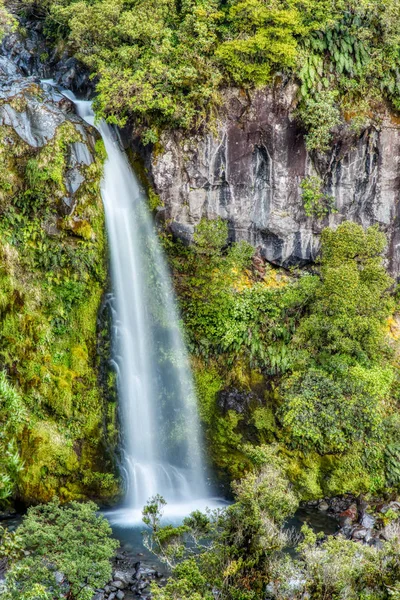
[385,444,400,486]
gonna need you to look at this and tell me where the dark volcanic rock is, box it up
[1,19,94,98]
[141,85,400,277]
[217,388,259,415]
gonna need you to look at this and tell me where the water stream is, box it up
[62,92,213,523]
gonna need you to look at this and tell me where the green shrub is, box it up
[300,175,336,217]
[279,367,383,454]
[193,217,228,256]
[143,452,299,599]
[297,90,341,152]
[2,499,119,600]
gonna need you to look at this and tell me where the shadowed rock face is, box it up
[0,49,99,215]
[144,85,400,277]
[1,22,93,97]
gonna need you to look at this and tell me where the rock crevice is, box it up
[141,86,400,276]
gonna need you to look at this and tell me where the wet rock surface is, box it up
[304,494,400,545]
[0,31,99,217]
[139,85,400,277]
[1,19,93,97]
[218,387,260,415]
[92,552,166,600]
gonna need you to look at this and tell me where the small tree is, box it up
[143,448,299,599]
[2,498,119,600]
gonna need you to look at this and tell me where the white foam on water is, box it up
[106,497,229,527]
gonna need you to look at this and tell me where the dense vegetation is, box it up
[2,0,400,598]
[0,499,118,599]
[164,219,400,499]
[15,0,400,147]
[0,83,119,506]
[143,449,400,600]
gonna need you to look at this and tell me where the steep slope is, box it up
[0,30,119,506]
[138,85,400,277]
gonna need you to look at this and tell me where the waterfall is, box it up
[64,93,210,521]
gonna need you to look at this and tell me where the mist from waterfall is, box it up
[65,93,209,521]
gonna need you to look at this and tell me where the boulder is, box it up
[113,571,133,586]
[339,503,358,526]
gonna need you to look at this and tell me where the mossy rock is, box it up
[0,98,121,506]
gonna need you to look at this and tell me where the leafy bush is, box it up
[279,367,383,454]
[296,525,400,600]
[143,450,299,599]
[0,1,15,40]
[296,222,393,362]
[2,499,119,600]
[300,175,336,217]
[17,0,400,144]
[297,90,341,152]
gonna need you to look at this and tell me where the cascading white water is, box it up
[63,93,210,520]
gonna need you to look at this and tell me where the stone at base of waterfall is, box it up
[112,580,128,590]
[93,560,165,600]
[114,571,133,586]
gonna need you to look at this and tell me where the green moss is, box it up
[95,139,107,162]
[194,363,223,425]
[0,116,120,506]
[148,188,162,211]
[127,149,164,212]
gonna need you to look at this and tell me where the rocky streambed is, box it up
[92,559,164,600]
[304,494,400,546]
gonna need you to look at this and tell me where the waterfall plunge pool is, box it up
[103,503,339,576]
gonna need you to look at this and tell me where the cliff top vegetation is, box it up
[14,0,400,147]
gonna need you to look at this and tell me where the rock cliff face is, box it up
[144,85,400,277]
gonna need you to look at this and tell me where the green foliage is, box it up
[297,90,341,152]
[171,217,313,369]
[192,217,228,255]
[2,499,119,600]
[300,175,336,217]
[0,373,26,503]
[278,222,394,483]
[295,3,400,148]
[18,0,400,144]
[0,116,119,503]
[0,1,16,41]
[386,443,400,487]
[45,0,225,139]
[297,222,392,362]
[143,467,400,600]
[215,1,304,86]
[143,453,299,599]
[280,367,383,454]
[296,528,400,600]
[168,218,399,498]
